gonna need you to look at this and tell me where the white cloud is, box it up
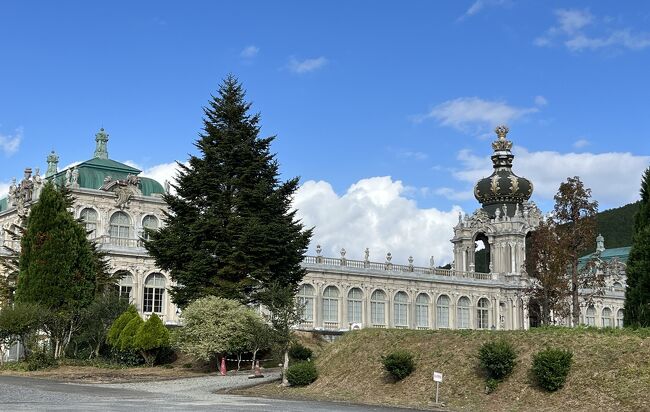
[573,138,590,149]
[534,95,548,106]
[416,97,539,134]
[536,8,650,51]
[0,181,10,198]
[439,146,650,208]
[293,177,463,266]
[0,128,22,156]
[240,45,259,58]
[124,160,186,193]
[459,0,509,20]
[287,56,328,74]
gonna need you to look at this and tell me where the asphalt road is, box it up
[0,375,422,412]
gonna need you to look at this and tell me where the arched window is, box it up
[436,295,450,329]
[477,298,490,329]
[142,215,159,241]
[602,307,613,328]
[116,270,133,303]
[613,282,623,290]
[143,273,165,314]
[457,296,471,329]
[322,286,339,324]
[394,291,408,327]
[109,212,131,246]
[347,288,363,324]
[415,294,429,329]
[80,208,98,237]
[297,284,315,322]
[617,309,624,328]
[371,290,386,326]
[585,306,596,326]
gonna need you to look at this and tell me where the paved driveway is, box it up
[0,375,422,411]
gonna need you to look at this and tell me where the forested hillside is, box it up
[590,201,640,252]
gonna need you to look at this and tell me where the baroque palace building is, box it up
[0,127,627,332]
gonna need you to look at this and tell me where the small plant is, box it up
[161,364,174,369]
[289,343,313,361]
[382,350,415,381]
[478,339,517,380]
[532,348,573,392]
[485,378,499,394]
[26,350,57,371]
[286,361,318,386]
[183,362,193,368]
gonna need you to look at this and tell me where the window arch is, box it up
[371,289,386,326]
[109,211,131,245]
[585,306,596,326]
[141,215,159,241]
[143,273,165,314]
[415,293,429,328]
[602,307,613,328]
[116,270,133,303]
[613,281,623,290]
[457,296,471,329]
[297,284,315,322]
[322,286,339,324]
[394,291,408,327]
[436,295,450,329]
[477,298,490,329]
[347,288,363,324]
[617,309,624,328]
[80,208,98,237]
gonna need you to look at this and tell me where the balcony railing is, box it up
[95,235,145,248]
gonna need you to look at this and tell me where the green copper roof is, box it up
[579,246,631,265]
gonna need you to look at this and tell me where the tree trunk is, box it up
[251,349,258,371]
[236,353,242,371]
[281,350,289,386]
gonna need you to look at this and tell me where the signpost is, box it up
[433,372,443,404]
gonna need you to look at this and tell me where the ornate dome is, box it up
[473,126,533,217]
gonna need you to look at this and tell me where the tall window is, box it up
[297,284,315,322]
[617,309,624,328]
[117,271,133,303]
[142,215,159,241]
[371,290,386,326]
[322,286,339,324]
[602,307,613,328]
[415,294,429,328]
[109,211,131,246]
[585,306,596,326]
[143,273,165,313]
[394,291,408,327]
[477,298,490,329]
[436,295,450,328]
[347,288,363,324]
[80,208,98,237]
[457,296,471,329]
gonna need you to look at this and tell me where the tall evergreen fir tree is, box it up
[624,167,650,327]
[145,76,312,307]
[15,182,98,357]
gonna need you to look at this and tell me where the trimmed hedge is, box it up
[286,361,318,386]
[478,339,517,380]
[382,350,415,381]
[532,348,573,391]
[289,343,313,361]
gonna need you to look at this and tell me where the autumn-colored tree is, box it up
[553,176,599,326]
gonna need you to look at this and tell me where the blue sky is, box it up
[1,1,649,263]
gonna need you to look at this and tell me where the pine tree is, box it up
[145,75,312,307]
[15,181,97,357]
[624,167,650,327]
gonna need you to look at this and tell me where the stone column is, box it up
[314,283,322,329]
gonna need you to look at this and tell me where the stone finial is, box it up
[94,128,109,159]
[46,150,59,177]
[316,244,322,256]
[340,248,346,258]
[408,256,414,265]
[364,248,370,262]
[596,234,605,253]
[495,125,509,140]
[429,255,435,267]
[386,252,392,262]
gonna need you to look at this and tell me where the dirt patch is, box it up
[0,365,207,383]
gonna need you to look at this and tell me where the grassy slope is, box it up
[253,328,650,411]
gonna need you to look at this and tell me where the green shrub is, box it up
[110,348,144,366]
[183,362,193,368]
[107,306,138,347]
[382,350,415,381]
[133,314,170,366]
[26,350,57,371]
[117,315,144,351]
[478,339,517,380]
[286,361,318,386]
[532,348,573,391]
[289,343,313,361]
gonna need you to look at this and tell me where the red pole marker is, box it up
[220,356,227,376]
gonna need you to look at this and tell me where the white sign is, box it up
[433,372,443,382]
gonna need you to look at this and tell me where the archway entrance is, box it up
[474,232,491,273]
